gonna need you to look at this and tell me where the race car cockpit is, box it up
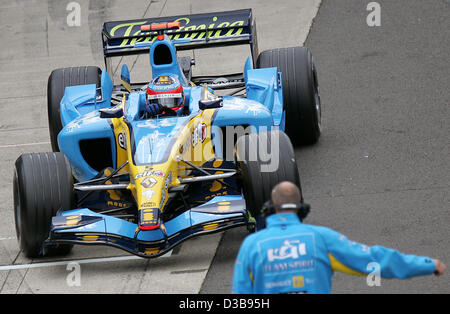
[141,75,187,119]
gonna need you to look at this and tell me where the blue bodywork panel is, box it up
[58,67,283,182]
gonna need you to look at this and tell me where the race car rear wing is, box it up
[102,9,259,69]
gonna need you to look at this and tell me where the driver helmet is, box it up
[146,75,185,112]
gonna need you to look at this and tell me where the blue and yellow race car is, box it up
[13,9,321,258]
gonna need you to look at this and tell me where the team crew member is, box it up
[232,181,446,294]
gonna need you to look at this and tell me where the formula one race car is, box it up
[13,9,321,258]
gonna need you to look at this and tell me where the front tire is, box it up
[236,130,301,226]
[14,152,74,258]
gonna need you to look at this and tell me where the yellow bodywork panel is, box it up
[110,105,218,229]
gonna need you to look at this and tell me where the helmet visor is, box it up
[147,93,183,109]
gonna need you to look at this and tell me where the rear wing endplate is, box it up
[102,9,258,68]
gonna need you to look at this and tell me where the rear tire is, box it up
[236,130,301,226]
[257,46,321,146]
[47,66,101,152]
[14,152,74,258]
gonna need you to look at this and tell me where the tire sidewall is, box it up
[13,153,74,257]
[257,47,321,145]
[237,130,301,219]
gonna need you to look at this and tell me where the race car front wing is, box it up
[47,196,251,258]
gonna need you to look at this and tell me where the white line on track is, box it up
[0,237,16,241]
[0,142,51,149]
[0,251,172,271]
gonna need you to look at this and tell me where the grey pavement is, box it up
[201,0,449,294]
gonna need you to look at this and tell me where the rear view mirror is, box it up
[199,98,223,110]
[100,107,123,119]
[199,86,223,110]
[121,64,131,92]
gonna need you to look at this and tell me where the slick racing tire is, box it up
[47,66,101,152]
[257,46,321,146]
[14,152,74,258]
[236,130,301,222]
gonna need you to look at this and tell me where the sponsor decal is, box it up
[154,75,172,85]
[141,201,157,208]
[264,280,291,289]
[263,260,315,274]
[144,247,160,255]
[179,133,192,154]
[148,93,182,99]
[159,190,166,209]
[217,201,231,212]
[108,15,246,48]
[261,234,316,275]
[267,240,307,262]
[203,223,218,231]
[135,170,165,180]
[107,201,128,208]
[65,215,81,226]
[204,191,228,200]
[142,189,155,201]
[118,133,126,149]
[140,208,158,225]
[82,235,99,242]
[292,275,305,288]
[141,177,157,188]
[164,172,172,189]
[192,122,207,147]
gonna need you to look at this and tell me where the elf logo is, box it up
[118,133,126,149]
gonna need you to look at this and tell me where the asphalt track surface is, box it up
[202,0,449,294]
[0,0,448,294]
[0,0,320,293]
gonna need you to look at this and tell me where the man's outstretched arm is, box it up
[316,226,444,279]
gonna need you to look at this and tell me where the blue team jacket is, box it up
[232,213,435,294]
